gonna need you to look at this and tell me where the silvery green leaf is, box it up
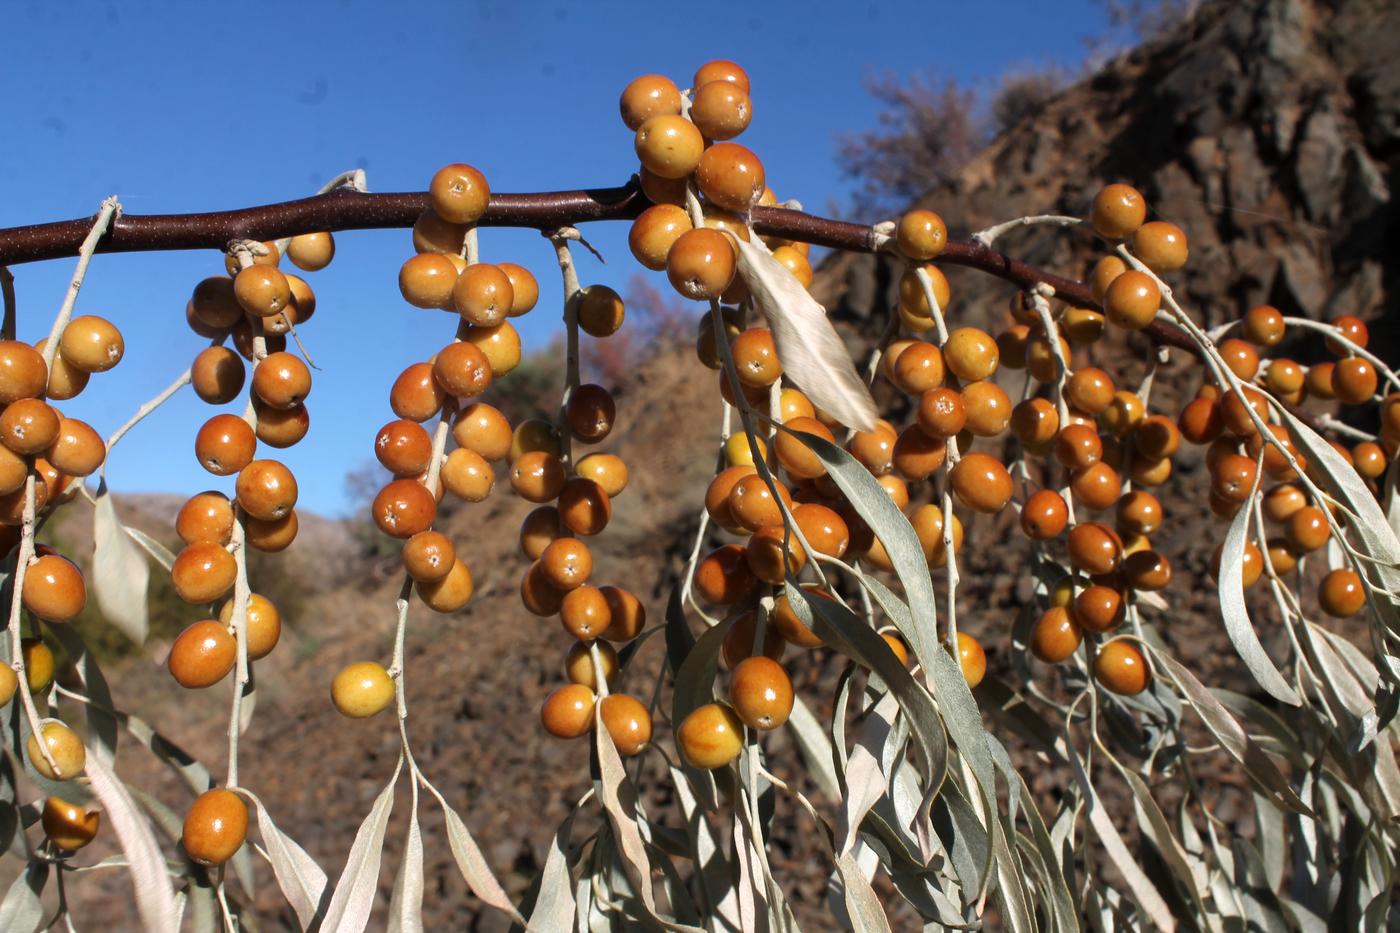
[120,712,211,796]
[734,236,876,432]
[526,806,580,933]
[241,790,327,929]
[0,862,46,933]
[664,585,695,676]
[1149,649,1311,815]
[1119,765,1208,918]
[48,625,117,766]
[122,525,176,572]
[793,431,997,803]
[1066,741,1176,932]
[790,588,949,799]
[85,750,179,932]
[670,615,734,747]
[437,794,523,924]
[786,695,840,799]
[840,690,899,857]
[832,851,893,932]
[318,763,400,933]
[386,803,423,933]
[91,482,150,644]
[1215,460,1299,705]
[1279,407,1400,634]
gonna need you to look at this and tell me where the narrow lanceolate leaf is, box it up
[840,690,899,857]
[244,791,327,930]
[593,708,707,933]
[833,852,894,933]
[438,797,524,924]
[122,525,176,572]
[525,806,581,933]
[0,863,47,933]
[733,235,876,433]
[48,625,118,766]
[787,695,840,799]
[1066,742,1176,932]
[1148,649,1312,815]
[318,764,400,933]
[1280,407,1400,633]
[91,483,151,644]
[386,804,423,933]
[794,432,995,799]
[85,750,180,933]
[1215,466,1300,705]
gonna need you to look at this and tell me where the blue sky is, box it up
[1,0,1119,516]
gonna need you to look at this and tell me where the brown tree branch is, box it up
[0,178,1208,362]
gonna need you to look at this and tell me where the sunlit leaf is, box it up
[85,750,180,932]
[317,762,400,933]
[91,482,151,644]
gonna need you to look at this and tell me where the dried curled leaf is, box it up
[733,235,876,433]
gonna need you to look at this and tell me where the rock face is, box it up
[818,0,1397,367]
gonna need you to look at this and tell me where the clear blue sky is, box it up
[1,0,1118,516]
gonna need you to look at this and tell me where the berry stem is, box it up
[101,356,206,473]
[547,233,583,472]
[39,197,119,372]
[971,214,1084,248]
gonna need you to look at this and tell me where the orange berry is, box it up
[950,453,1012,513]
[696,142,765,212]
[1326,315,1369,355]
[943,328,999,382]
[1090,184,1146,239]
[177,491,234,546]
[167,620,237,688]
[1132,221,1188,273]
[956,632,986,688]
[1067,522,1122,575]
[370,478,436,539]
[690,80,752,140]
[59,315,124,372]
[563,640,618,691]
[429,163,490,225]
[1242,305,1285,346]
[1030,607,1081,663]
[666,228,736,301]
[628,204,692,271]
[432,341,492,398]
[27,721,85,780]
[1319,568,1365,617]
[0,399,58,456]
[1104,270,1160,330]
[375,419,433,477]
[182,789,248,866]
[416,558,474,612]
[42,797,100,851]
[774,417,834,480]
[677,702,745,769]
[331,662,395,718]
[558,477,612,536]
[540,684,595,739]
[217,593,281,660]
[1095,640,1151,695]
[1021,489,1068,540]
[452,263,514,328]
[729,656,793,729]
[635,114,704,179]
[619,74,682,131]
[694,545,756,606]
[236,459,298,522]
[0,341,47,403]
[600,586,647,642]
[600,694,652,756]
[22,554,86,621]
[895,209,948,260]
[398,253,458,309]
